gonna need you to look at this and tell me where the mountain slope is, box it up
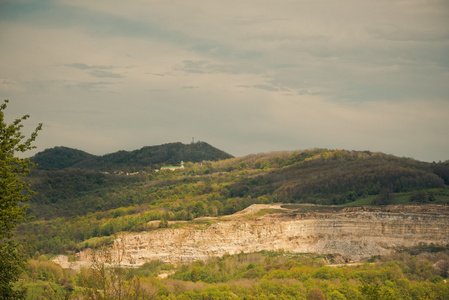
[31,141,233,171]
[20,148,449,257]
[226,149,449,204]
[27,148,449,220]
[31,146,95,170]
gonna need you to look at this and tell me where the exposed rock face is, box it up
[71,204,449,268]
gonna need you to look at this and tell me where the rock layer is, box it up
[65,204,449,269]
[108,205,449,265]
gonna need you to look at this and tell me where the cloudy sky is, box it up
[1,0,448,162]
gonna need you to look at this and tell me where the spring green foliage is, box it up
[12,148,449,256]
[0,242,28,299]
[10,138,449,298]
[19,249,449,299]
[27,149,449,220]
[227,150,448,204]
[1,99,42,299]
[0,100,42,239]
[28,168,140,218]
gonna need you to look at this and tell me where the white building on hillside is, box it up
[160,161,185,171]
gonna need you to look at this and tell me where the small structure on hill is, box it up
[160,161,184,171]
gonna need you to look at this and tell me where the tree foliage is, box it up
[227,150,448,204]
[410,190,435,203]
[0,242,28,299]
[31,142,233,171]
[372,188,394,206]
[20,249,449,299]
[0,99,42,298]
[0,100,42,239]
[13,147,449,256]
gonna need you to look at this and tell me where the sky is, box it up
[1,0,448,162]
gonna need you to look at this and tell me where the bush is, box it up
[410,190,435,203]
[372,188,394,205]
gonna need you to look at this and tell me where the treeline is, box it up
[20,248,449,299]
[20,149,449,255]
[31,142,233,171]
[28,148,449,219]
[227,150,449,204]
[28,169,142,218]
[27,164,259,219]
[18,194,268,254]
[29,146,94,169]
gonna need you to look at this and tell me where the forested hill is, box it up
[225,150,449,204]
[17,148,449,300]
[31,141,233,171]
[27,148,449,220]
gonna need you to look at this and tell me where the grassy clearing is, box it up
[344,188,449,206]
[342,197,373,207]
[77,235,115,250]
[243,208,287,220]
[282,188,449,209]
[431,188,449,203]
[281,204,346,213]
[167,218,218,230]
[192,219,217,230]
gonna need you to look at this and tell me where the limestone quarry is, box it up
[54,204,449,270]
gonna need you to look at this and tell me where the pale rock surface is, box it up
[58,204,449,269]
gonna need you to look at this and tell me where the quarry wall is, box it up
[54,204,449,270]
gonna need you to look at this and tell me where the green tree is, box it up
[224,198,242,214]
[0,242,28,299]
[410,190,434,203]
[190,266,200,282]
[307,286,326,300]
[159,217,169,228]
[372,188,394,206]
[0,99,42,298]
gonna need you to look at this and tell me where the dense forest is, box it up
[12,144,449,299]
[20,247,449,299]
[31,142,233,171]
[18,147,449,255]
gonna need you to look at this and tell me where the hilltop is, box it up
[225,149,449,204]
[31,141,233,171]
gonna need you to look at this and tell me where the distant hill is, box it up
[31,146,95,170]
[27,147,449,220]
[31,141,234,171]
[225,149,449,204]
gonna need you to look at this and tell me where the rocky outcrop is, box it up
[67,204,449,268]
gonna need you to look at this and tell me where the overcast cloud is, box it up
[1,0,448,162]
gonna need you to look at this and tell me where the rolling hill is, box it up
[16,145,449,299]
[31,141,234,171]
[26,146,449,221]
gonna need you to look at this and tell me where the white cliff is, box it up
[59,204,449,269]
